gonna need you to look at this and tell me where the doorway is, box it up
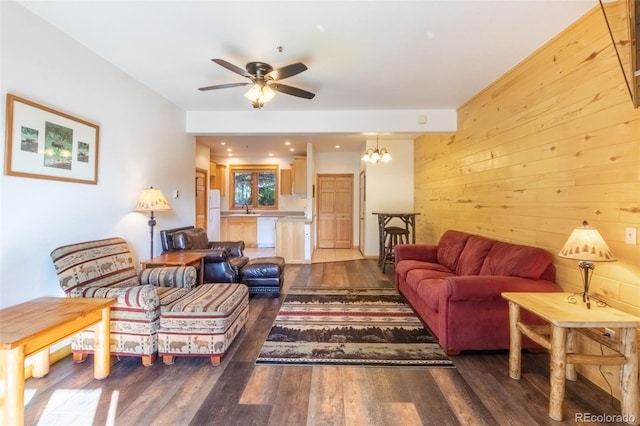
[195,168,207,231]
[359,170,366,255]
[317,174,353,249]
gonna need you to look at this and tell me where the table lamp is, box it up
[558,220,616,308]
[135,186,172,258]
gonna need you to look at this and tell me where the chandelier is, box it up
[361,136,391,163]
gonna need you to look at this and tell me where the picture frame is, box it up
[4,94,99,184]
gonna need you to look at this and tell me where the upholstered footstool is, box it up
[158,283,249,365]
[240,256,285,297]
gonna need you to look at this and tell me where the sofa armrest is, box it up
[209,241,245,257]
[441,275,561,302]
[394,244,438,263]
[80,284,159,311]
[139,266,197,288]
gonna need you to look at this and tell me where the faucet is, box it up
[242,203,250,214]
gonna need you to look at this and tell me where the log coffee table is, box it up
[0,297,115,425]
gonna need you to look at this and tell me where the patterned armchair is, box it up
[50,237,197,366]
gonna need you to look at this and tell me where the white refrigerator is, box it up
[207,189,221,241]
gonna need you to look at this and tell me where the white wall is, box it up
[362,139,415,257]
[0,3,196,308]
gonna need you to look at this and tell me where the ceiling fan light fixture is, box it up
[244,82,276,106]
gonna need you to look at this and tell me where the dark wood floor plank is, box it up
[115,358,196,426]
[239,365,284,405]
[148,358,223,426]
[396,368,460,426]
[267,366,313,426]
[307,366,345,426]
[430,368,497,425]
[233,296,282,363]
[189,361,256,426]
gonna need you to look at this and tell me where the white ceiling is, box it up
[18,0,596,157]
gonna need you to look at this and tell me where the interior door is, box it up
[195,168,207,231]
[317,174,353,249]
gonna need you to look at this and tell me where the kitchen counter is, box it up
[221,211,305,218]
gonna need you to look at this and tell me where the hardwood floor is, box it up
[24,259,626,425]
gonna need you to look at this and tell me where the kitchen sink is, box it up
[228,213,260,216]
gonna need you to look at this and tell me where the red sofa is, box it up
[395,230,560,354]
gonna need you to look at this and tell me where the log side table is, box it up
[0,297,115,426]
[502,292,640,425]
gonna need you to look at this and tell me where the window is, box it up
[230,164,278,210]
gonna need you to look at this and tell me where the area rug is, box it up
[256,288,454,367]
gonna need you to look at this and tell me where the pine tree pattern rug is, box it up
[256,288,454,367]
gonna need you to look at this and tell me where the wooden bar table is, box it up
[502,292,640,424]
[0,297,115,425]
[371,212,420,267]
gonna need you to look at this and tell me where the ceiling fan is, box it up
[198,58,315,108]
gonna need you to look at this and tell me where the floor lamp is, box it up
[135,186,172,259]
[558,220,616,309]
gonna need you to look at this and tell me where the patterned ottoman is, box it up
[158,283,249,365]
[239,256,285,297]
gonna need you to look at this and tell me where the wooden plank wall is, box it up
[414,3,640,396]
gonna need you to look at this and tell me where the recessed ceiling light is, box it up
[289,148,295,152]
[284,141,291,145]
[226,148,232,152]
[220,141,226,145]
[268,153,274,156]
[335,145,340,149]
[316,24,325,32]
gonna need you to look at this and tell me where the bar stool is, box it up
[381,226,410,272]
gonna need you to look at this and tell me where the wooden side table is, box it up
[0,297,115,426]
[140,252,205,285]
[502,292,640,425]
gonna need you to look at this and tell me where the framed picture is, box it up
[4,94,99,184]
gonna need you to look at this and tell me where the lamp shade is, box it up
[134,187,172,212]
[558,221,615,262]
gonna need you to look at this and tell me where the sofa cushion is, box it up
[436,230,472,271]
[406,269,456,292]
[416,279,447,313]
[479,241,553,279]
[174,228,209,250]
[396,259,452,281]
[456,235,495,276]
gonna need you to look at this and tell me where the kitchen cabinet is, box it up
[280,169,292,195]
[220,217,228,240]
[211,164,226,195]
[292,157,307,195]
[225,216,257,247]
[276,218,308,263]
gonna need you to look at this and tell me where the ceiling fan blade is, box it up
[270,83,315,99]
[198,82,250,91]
[267,62,308,81]
[211,58,252,78]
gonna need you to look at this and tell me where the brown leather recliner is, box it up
[160,226,249,283]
